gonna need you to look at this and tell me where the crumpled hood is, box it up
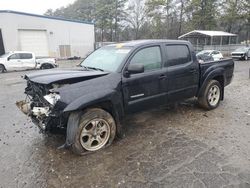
[25,68,109,84]
[56,72,122,105]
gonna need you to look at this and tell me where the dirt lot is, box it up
[0,60,250,188]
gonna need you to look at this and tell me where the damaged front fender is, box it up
[62,89,117,112]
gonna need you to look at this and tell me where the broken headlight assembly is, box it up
[44,93,60,106]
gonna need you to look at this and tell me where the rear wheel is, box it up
[40,64,53,69]
[0,64,5,73]
[69,108,116,155]
[198,80,222,110]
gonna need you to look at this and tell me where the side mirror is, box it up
[126,64,144,75]
[7,57,10,61]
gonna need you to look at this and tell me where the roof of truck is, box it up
[107,39,190,48]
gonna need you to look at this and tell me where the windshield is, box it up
[80,46,132,72]
[0,52,11,58]
[235,47,248,52]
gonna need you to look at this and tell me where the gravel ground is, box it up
[0,60,250,188]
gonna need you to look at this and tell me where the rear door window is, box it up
[20,53,33,59]
[164,45,191,67]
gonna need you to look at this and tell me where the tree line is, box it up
[45,0,250,43]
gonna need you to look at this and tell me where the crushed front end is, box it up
[16,79,67,133]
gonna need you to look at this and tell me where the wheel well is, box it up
[0,63,6,71]
[213,75,224,88]
[213,75,224,100]
[85,101,123,134]
[41,63,53,68]
[88,101,115,118]
[0,63,6,69]
[94,101,114,114]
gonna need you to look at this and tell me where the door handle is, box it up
[159,75,167,79]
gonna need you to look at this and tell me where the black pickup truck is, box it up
[17,40,234,155]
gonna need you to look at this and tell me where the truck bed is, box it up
[199,58,234,88]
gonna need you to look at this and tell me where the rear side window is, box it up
[130,46,162,71]
[20,53,33,59]
[164,45,191,67]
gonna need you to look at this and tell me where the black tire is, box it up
[0,64,5,73]
[198,80,222,110]
[68,108,116,155]
[40,64,53,69]
[244,55,248,61]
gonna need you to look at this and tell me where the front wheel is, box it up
[198,80,222,110]
[244,55,248,61]
[69,108,116,155]
[0,64,5,73]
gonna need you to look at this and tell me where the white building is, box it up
[0,10,95,58]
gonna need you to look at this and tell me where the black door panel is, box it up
[166,62,199,101]
[123,70,167,113]
[164,44,199,103]
[122,45,167,113]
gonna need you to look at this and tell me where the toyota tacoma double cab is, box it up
[16,40,234,155]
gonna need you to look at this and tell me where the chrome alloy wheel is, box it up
[208,85,220,106]
[80,118,111,151]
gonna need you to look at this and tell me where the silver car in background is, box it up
[231,47,250,61]
[196,50,223,61]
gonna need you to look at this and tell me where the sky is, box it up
[0,0,76,15]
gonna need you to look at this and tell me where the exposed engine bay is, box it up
[16,68,112,132]
[16,80,69,132]
[16,69,110,133]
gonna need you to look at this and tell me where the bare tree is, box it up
[126,0,146,39]
[178,0,184,36]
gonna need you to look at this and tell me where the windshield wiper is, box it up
[84,66,104,72]
[81,65,90,70]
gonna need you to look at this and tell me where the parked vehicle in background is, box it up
[67,56,81,60]
[0,51,57,73]
[196,53,214,63]
[231,47,250,60]
[36,57,58,69]
[16,40,234,155]
[196,50,223,61]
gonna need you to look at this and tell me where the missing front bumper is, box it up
[16,100,31,115]
[16,100,50,131]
